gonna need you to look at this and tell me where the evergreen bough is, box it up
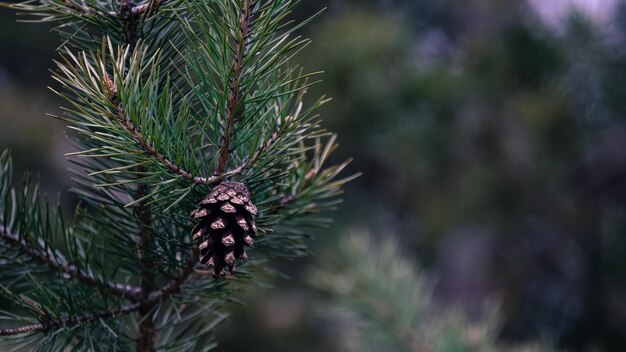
[0,0,356,350]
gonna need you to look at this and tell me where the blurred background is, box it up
[2,0,626,350]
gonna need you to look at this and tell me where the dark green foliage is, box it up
[0,0,354,349]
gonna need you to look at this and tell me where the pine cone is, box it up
[191,181,257,277]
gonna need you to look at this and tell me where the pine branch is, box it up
[0,302,142,337]
[104,79,236,186]
[216,0,255,175]
[104,73,260,186]
[0,224,141,300]
[111,106,205,184]
[0,248,200,338]
[2,0,357,348]
[116,5,159,350]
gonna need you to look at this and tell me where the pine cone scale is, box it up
[222,233,235,246]
[221,203,237,213]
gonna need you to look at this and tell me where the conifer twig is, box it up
[1,0,355,348]
[216,0,255,175]
[112,102,234,184]
[0,224,141,300]
[0,248,199,337]
[104,76,248,186]
[0,302,142,336]
[115,6,158,350]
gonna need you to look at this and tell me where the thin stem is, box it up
[0,224,141,300]
[216,0,254,175]
[116,100,264,183]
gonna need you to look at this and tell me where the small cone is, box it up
[191,181,257,277]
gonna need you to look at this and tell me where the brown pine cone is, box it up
[191,181,257,277]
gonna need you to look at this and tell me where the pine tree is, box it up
[0,0,356,350]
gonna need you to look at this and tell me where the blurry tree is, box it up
[301,0,626,350]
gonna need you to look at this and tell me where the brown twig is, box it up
[115,104,231,184]
[103,0,269,185]
[105,72,290,189]
[215,0,255,175]
[0,247,199,337]
[105,78,241,185]
[0,224,141,300]
[0,0,209,344]
[0,303,142,336]
[115,4,158,350]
